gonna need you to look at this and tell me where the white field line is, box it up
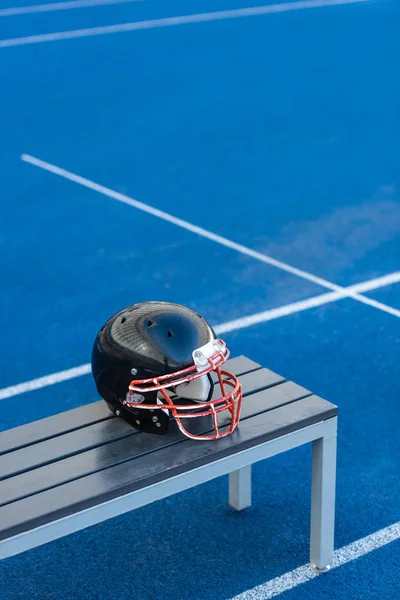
[230,521,400,599]
[0,0,144,18]
[216,271,400,333]
[21,153,400,321]
[0,270,399,401]
[0,0,369,48]
[0,364,92,401]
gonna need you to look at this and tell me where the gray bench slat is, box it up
[0,381,308,507]
[214,355,261,377]
[0,394,337,541]
[0,367,278,482]
[0,355,261,457]
[0,418,135,482]
[235,367,284,395]
[0,400,112,457]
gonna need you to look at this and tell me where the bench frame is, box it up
[1,413,337,572]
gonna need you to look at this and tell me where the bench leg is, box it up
[310,432,337,573]
[229,465,252,510]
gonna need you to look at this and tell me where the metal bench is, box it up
[0,356,338,572]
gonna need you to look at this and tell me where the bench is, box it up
[0,355,338,572]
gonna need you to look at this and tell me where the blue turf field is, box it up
[0,0,399,598]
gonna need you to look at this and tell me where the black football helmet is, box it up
[91,301,242,440]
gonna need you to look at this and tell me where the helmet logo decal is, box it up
[126,392,145,404]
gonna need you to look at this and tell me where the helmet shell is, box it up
[91,301,216,433]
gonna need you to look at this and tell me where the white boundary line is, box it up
[0,270,399,401]
[0,0,144,18]
[217,271,400,334]
[0,364,91,401]
[231,521,400,599]
[21,153,400,320]
[0,0,369,48]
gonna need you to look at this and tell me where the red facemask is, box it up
[124,339,243,440]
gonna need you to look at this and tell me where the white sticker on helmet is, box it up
[192,339,225,372]
[126,392,145,404]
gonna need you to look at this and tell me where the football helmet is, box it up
[91,301,242,440]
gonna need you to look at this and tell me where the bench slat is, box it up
[0,418,135,482]
[212,355,261,377]
[0,355,261,457]
[0,400,112,457]
[0,381,308,506]
[0,394,336,541]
